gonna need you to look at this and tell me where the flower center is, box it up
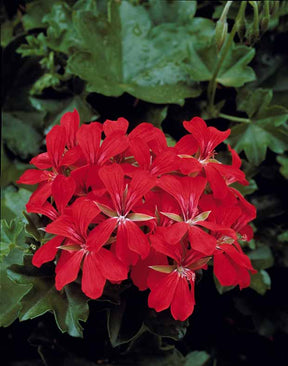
[176,266,195,281]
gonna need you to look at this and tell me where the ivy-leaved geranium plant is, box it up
[17,110,256,321]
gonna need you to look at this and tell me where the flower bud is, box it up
[215,19,228,51]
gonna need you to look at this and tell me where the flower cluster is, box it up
[18,110,256,321]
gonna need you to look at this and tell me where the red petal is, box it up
[175,134,199,155]
[46,215,83,244]
[131,248,168,290]
[125,170,155,212]
[52,175,76,214]
[17,169,50,185]
[150,150,178,177]
[30,152,52,169]
[205,164,229,199]
[120,220,150,259]
[72,198,100,240]
[188,226,216,255]
[27,181,53,206]
[81,252,106,299]
[129,138,150,170]
[96,248,128,281]
[148,271,179,312]
[163,222,188,245]
[32,236,64,267]
[115,222,139,265]
[177,156,202,175]
[26,201,58,221]
[60,109,80,149]
[61,145,84,167]
[213,251,238,287]
[55,249,84,290]
[170,277,195,321]
[46,125,66,168]
[86,217,117,252]
[77,123,102,165]
[103,117,129,137]
[98,164,124,212]
[98,134,129,165]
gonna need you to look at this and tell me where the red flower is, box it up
[147,238,211,321]
[41,198,127,298]
[157,175,219,255]
[199,193,256,288]
[175,117,247,198]
[89,164,155,265]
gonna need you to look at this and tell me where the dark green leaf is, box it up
[214,275,235,294]
[249,269,271,295]
[3,112,43,159]
[107,298,144,347]
[277,155,288,179]
[228,88,288,165]
[30,94,99,131]
[278,231,288,243]
[231,179,258,196]
[148,0,197,25]
[2,187,32,221]
[0,218,27,261]
[186,42,256,87]
[0,230,31,327]
[22,0,59,31]
[145,309,189,340]
[248,246,274,270]
[44,3,78,54]
[8,256,89,338]
[67,2,202,105]
[184,351,211,366]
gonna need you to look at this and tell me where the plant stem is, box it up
[219,113,250,123]
[207,1,247,111]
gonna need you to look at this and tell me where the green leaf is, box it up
[214,275,235,294]
[248,246,274,270]
[107,298,144,347]
[228,88,288,165]
[17,34,48,57]
[1,19,15,47]
[277,155,288,179]
[7,256,89,338]
[278,231,288,243]
[184,351,211,366]
[231,178,258,196]
[186,42,256,87]
[3,112,42,159]
[148,0,197,25]
[1,148,30,188]
[0,225,31,327]
[0,218,27,261]
[29,94,99,132]
[145,310,189,340]
[43,3,78,54]
[67,2,202,105]
[1,187,32,221]
[22,0,59,31]
[249,269,271,295]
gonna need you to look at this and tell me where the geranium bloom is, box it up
[18,110,257,321]
[200,193,256,288]
[89,164,155,265]
[175,117,247,198]
[39,198,128,298]
[147,238,211,321]
[156,175,219,255]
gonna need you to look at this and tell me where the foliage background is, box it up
[1,1,288,365]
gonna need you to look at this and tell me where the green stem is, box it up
[207,1,247,111]
[219,113,250,123]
